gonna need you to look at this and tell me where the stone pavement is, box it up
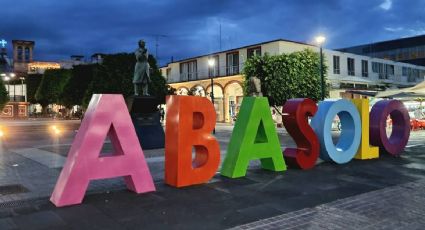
[0,124,423,229]
[231,179,425,230]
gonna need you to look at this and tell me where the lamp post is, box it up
[315,35,326,100]
[208,58,216,134]
[10,73,16,101]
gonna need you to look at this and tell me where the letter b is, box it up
[165,95,220,187]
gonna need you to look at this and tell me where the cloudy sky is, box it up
[1,0,424,65]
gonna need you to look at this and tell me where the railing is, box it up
[378,73,394,80]
[170,64,245,83]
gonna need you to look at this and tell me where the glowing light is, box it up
[0,39,6,48]
[50,125,61,136]
[315,35,326,45]
[0,130,4,138]
[208,58,215,67]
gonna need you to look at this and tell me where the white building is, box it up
[161,39,425,98]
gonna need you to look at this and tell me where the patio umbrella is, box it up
[375,81,425,98]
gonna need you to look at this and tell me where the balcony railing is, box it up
[378,73,394,80]
[170,64,245,83]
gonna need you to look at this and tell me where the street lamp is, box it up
[20,77,25,101]
[208,58,216,134]
[315,35,326,100]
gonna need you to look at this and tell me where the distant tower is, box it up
[12,40,35,73]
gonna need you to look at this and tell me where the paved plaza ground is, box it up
[0,120,424,229]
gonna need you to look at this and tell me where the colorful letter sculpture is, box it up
[50,94,155,207]
[165,95,220,187]
[282,98,319,169]
[352,99,379,160]
[221,97,286,178]
[311,99,361,164]
[370,100,410,156]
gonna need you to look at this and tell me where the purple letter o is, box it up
[370,100,410,156]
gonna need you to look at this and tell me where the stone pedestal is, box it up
[127,96,164,149]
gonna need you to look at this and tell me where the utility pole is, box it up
[219,22,222,51]
[151,34,167,62]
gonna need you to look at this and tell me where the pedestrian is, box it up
[159,107,165,122]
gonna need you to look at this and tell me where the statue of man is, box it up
[133,40,151,96]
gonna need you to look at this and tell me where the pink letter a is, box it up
[50,94,155,207]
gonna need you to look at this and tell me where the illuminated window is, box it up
[180,60,197,81]
[208,55,219,77]
[226,52,239,75]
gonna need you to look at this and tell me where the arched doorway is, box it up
[190,85,206,97]
[224,82,243,122]
[177,87,189,95]
[206,84,224,122]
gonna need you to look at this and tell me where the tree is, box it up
[26,74,43,104]
[243,49,328,107]
[61,64,96,108]
[84,53,175,107]
[35,69,71,114]
[0,79,8,110]
[147,54,176,103]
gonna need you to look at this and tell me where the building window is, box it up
[347,58,355,76]
[226,52,239,75]
[180,60,197,81]
[247,47,261,59]
[166,68,171,79]
[385,64,394,76]
[372,62,384,77]
[361,60,368,77]
[17,46,23,61]
[333,55,340,74]
[412,69,420,80]
[402,67,408,76]
[24,47,30,62]
[208,55,219,77]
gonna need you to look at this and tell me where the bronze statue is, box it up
[248,76,262,97]
[133,40,150,96]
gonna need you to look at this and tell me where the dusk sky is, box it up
[1,0,424,65]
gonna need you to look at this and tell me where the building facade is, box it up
[160,39,425,123]
[338,34,425,66]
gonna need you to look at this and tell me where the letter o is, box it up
[311,99,361,164]
[370,100,410,156]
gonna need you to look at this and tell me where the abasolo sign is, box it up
[50,94,410,207]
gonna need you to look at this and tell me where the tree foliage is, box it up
[35,69,71,111]
[84,53,174,106]
[26,74,43,104]
[243,49,328,106]
[61,64,96,108]
[0,79,8,110]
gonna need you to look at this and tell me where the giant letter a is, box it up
[221,97,286,178]
[50,94,155,207]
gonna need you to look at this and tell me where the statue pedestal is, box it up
[127,96,165,149]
